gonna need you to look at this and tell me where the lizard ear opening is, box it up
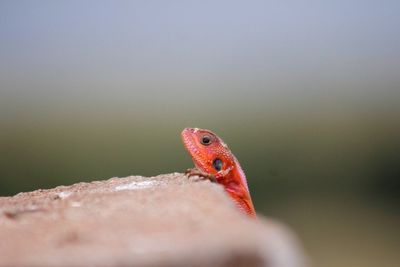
[213,158,223,171]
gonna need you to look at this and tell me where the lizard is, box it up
[181,127,256,218]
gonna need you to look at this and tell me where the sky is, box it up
[0,1,399,119]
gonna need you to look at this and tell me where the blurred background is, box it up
[1,1,399,266]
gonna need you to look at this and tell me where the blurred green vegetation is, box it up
[2,110,399,200]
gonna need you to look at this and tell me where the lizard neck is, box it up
[218,157,249,191]
[218,162,256,218]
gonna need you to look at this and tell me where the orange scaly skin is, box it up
[181,128,256,218]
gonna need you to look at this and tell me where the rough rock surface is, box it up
[0,173,306,267]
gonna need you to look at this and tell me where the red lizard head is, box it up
[181,128,236,177]
[181,127,256,217]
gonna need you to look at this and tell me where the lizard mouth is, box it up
[181,128,208,171]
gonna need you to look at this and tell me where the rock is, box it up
[0,173,307,267]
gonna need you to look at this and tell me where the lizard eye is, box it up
[200,135,212,146]
[213,158,222,171]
